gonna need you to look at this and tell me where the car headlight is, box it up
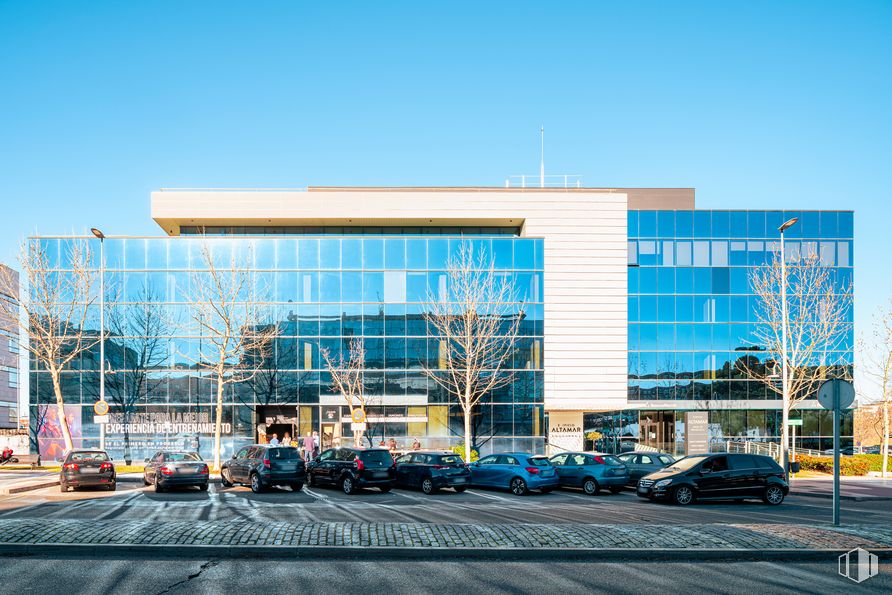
[654,479,673,488]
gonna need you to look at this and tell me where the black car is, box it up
[617,452,676,486]
[307,447,396,494]
[60,450,116,492]
[220,444,306,493]
[636,453,789,506]
[143,450,209,492]
[394,450,471,494]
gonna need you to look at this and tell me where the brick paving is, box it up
[0,519,889,551]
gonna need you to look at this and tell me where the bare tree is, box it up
[740,251,852,472]
[188,240,278,470]
[421,243,523,463]
[0,241,98,452]
[321,338,367,447]
[860,298,892,477]
[99,283,170,465]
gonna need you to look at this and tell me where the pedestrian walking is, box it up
[303,432,315,463]
[312,431,320,458]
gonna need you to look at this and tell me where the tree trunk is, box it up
[213,374,224,471]
[50,371,74,452]
[464,405,472,463]
[883,399,889,478]
[781,387,790,478]
[122,410,132,466]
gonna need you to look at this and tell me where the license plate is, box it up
[373,471,388,479]
[81,468,99,474]
[637,487,648,494]
[452,477,467,483]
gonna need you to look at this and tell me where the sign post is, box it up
[817,379,855,526]
[787,418,803,476]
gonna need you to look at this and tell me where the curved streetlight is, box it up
[778,217,798,477]
[91,228,107,451]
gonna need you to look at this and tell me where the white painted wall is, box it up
[152,189,630,413]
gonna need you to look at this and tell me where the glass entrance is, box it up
[639,411,676,454]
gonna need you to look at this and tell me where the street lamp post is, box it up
[91,228,106,451]
[778,217,798,477]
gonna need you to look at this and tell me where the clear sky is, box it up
[1,1,890,396]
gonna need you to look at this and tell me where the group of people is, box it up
[379,437,423,452]
[266,431,320,462]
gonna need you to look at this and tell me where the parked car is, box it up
[60,449,116,492]
[636,453,788,506]
[549,452,629,495]
[468,452,559,496]
[143,450,209,492]
[394,450,471,494]
[823,447,856,456]
[220,444,306,493]
[617,452,675,486]
[307,447,396,494]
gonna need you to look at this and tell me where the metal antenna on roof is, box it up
[539,126,545,188]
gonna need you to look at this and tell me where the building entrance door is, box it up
[321,422,340,450]
[639,411,676,453]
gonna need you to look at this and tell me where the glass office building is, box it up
[29,235,545,461]
[585,209,854,454]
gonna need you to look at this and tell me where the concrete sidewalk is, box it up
[0,519,889,560]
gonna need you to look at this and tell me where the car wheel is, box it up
[763,485,785,505]
[510,477,528,496]
[143,474,150,486]
[582,478,599,495]
[199,483,209,492]
[291,482,304,493]
[307,473,316,488]
[609,486,623,495]
[220,469,233,488]
[454,486,467,493]
[60,482,68,493]
[421,478,436,495]
[154,475,165,493]
[341,476,356,495]
[379,485,392,493]
[107,482,116,492]
[250,473,264,493]
[673,485,695,505]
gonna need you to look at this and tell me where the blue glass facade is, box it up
[589,210,855,454]
[30,236,545,460]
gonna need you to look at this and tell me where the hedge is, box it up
[858,453,892,473]
[796,454,870,476]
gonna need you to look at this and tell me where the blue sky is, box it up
[1,1,890,391]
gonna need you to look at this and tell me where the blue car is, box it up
[468,452,560,495]
[548,452,629,495]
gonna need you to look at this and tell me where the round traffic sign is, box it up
[93,400,109,416]
[817,379,855,411]
[351,408,366,423]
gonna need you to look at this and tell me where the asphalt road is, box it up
[0,557,888,594]
[0,480,890,526]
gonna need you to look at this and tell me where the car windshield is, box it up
[360,450,394,464]
[667,456,709,471]
[437,455,464,465]
[166,452,201,462]
[527,456,551,466]
[269,448,300,460]
[69,452,109,463]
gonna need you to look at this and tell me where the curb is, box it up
[0,481,59,495]
[1,543,890,561]
[796,492,892,502]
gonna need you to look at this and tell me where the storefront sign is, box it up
[548,411,584,454]
[685,411,709,455]
[321,407,340,421]
[105,411,231,435]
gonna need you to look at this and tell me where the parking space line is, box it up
[464,489,517,503]
[302,487,330,501]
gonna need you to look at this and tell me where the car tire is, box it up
[291,482,304,493]
[154,476,165,493]
[107,482,116,492]
[199,483,209,492]
[763,485,785,505]
[60,482,68,493]
[379,485,392,493]
[421,478,436,495]
[510,477,529,496]
[609,486,623,495]
[220,469,233,488]
[250,473,264,494]
[454,486,467,493]
[582,478,599,495]
[673,485,695,505]
[341,475,356,495]
[143,475,150,486]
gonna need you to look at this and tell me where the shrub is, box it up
[450,444,479,462]
[857,453,892,473]
[796,454,870,476]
